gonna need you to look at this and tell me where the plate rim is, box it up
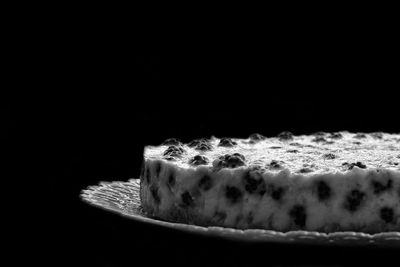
[81,178,400,246]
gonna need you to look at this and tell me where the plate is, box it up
[81,178,400,247]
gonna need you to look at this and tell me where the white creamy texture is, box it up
[144,132,400,173]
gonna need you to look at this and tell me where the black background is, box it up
[8,21,399,266]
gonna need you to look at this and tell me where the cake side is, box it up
[140,132,400,233]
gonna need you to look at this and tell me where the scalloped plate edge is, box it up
[81,179,400,247]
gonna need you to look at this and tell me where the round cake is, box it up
[140,132,400,233]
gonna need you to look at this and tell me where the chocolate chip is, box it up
[329,132,343,139]
[163,145,185,159]
[233,153,245,160]
[313,131,326,136]
[196,143,213,151]
[162,138,181,146]
[289,142,303,147]
[181,191,194,207]
[168,172,175,188]
[299,168,313,173]
[145,165,151,184]
[150,184,160,204]
[155,162,162,177]
[189,155,209,166]
[344,189,366,212]
[188,138,213,151]
[278,131,293,141]
[242,172,266,195]
[353,133,366,139]
[316,180,331,201]
[249,133,266,141]
[248,165,265,173]
[380,207,394,223]
[323,153,336,159]
[218,138,237,147]
[372,179,393,195]
[312,136,327,143]
[345,162,367,170]
[269,160,283,169]
[225,186,243,204]
[370,132,383,139]
[287,149,299,153]
[269,185,285,201]
[216,153,246,168]
[198,175,213,191]
[188,138,207,147]
[289,205,306,227]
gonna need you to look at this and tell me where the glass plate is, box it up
[81,179,400,248]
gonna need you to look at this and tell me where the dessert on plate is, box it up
[140,132,400,233]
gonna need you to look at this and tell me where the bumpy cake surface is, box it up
[140,132,400,233]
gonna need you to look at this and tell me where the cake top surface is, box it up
[144,132,400,174]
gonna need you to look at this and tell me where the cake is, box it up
[139,132,400,233]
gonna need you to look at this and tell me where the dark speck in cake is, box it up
[353,133,366,139]
[316,180,331,201]
[181,191,194,207]
[370,132,383,139]
[343,162,367,170]
[168,172,175,188]
[155,162,162,177]
[323,153,336,159]
[198,175,213,191]
[268,184,285,201]
[329,132,343,139]
[287,149,299,153]
[145,165,151,183]
[298,167,313,173]
[312,136,327,143]
[150,184,161,204]
[225,186,243,204]
[269,160,283,169]
[371,179,393,195]
[289,205,306,227]
[380,207,394,223]
[344,189,366,212]
[289,142,303,147]
[313,132,326,136]
[243,171,266,195]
